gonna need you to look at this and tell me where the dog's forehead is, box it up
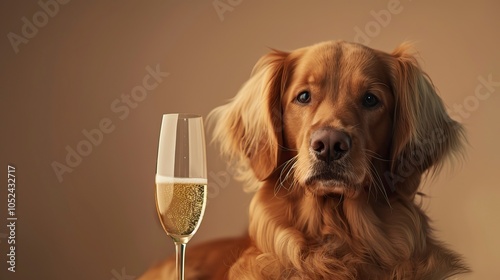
[291,41,381,85]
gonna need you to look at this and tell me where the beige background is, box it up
[1,0,499,279]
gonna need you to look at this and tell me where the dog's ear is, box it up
[382,43,465,196]
[209,50,290,186]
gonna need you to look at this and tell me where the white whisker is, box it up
[275,156,299,196]
[366,158,392,208]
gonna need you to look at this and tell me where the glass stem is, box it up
[175,241,186,280]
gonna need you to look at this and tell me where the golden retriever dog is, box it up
[141,41,469,279]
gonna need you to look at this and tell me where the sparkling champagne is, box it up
[155,176,207,238]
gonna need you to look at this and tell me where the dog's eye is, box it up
[362,92,379,108]
[296,91,311,104]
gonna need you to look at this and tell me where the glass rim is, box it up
[162,113,202,119]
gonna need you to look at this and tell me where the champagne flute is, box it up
[155,113,208,280]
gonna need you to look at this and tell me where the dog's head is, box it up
[209,41,464,198]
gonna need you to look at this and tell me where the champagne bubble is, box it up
[156,182,207,236]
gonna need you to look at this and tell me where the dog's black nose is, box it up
[310,129,351,161]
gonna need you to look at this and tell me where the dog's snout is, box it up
[310,129,351,161]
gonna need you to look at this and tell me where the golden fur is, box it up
[140,41,469,279]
